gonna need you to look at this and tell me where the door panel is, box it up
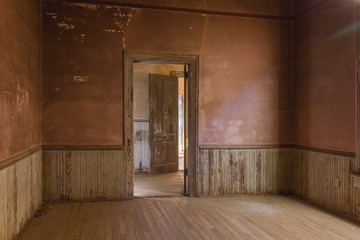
[163,79,177,134]
[149,73,178,175]
[150,77,163,136]
[164,141,175,163]
[153,141,163,165]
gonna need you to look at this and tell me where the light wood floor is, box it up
[19,195,360,240]
[134,171,184,197]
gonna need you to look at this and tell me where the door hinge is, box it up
[184,168,188,176]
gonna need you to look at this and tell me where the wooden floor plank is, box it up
[18,195,360,240]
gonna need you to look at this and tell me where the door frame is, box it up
[123,52,199,197]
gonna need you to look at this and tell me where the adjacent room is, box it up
[133,62,186,197]
[1,0,360,239]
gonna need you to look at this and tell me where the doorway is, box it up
[123,52,199,198]
[133,63,185,197]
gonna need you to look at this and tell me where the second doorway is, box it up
[133,62,188,198]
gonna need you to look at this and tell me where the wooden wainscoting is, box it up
[351,174,360,221]
[43,150,130,201]
[0,149,42,240]
[197,148,293,196]
[292,148,353,218]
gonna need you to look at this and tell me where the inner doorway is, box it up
[133,63,187,197]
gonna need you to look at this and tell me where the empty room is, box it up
[2,0,360,239]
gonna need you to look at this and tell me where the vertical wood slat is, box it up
[43,150,127,201]
[197,148,293,196]
[33,146,360,222]
[351,174,360,220]
[0,150,42,240]
[292,149,353,219]
[197,147,359,221]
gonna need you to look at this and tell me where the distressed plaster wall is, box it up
[293,0,356,153]
[291,0,359,222]
[42,2,126,146]
[0,0,41,162]
[42,0,292,146]
[0,1,42,239]
[198,16,291,145]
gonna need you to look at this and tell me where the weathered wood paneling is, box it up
[197,148,293,196]
[350,174,360,221]
[0,150,42,240]
[292,149,353,218]
[43,150,129,201]
[134,121,150,173]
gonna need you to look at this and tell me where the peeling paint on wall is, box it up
[75,33,86,43]
[42,0,291,146]
[68,2,99,11]
[3,91,14,96]
[102,29,117,33]
[122,36,126,48]
[16,84,29,113]
[46,2,141,50]
[112,8,141,48]
[1,0,41,163]
[57,22,75,30]
[73,76,89,82]
[46,12,57,20]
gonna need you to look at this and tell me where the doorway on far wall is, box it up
[133,62,187,197]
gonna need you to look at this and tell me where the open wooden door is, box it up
[149,73,178,175]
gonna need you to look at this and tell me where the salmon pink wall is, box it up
[42,0,292,146]
[293,0,356,152]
